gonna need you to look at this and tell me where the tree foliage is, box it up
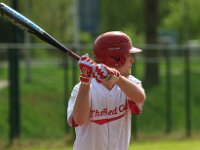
[1,0,200,44]
[100,0,145,44]
[160,0,200,41]
[19,0,73,43]
[100,0,200,43]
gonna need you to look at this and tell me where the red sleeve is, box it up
[128,100,142,115]
[68,115,79,128]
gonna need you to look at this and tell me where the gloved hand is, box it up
[78,54,95,85]
[93,64,121,84]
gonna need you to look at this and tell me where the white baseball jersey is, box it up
[67,75,144,150]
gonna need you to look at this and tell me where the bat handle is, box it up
[68,51,80,61]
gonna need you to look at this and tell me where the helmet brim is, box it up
[129,47,142,53]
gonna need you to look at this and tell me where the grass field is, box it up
[1,138,200,150]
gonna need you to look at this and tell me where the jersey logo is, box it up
[90,113,125,125]
[90,104,127,125]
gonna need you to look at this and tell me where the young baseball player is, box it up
[67,31,146,150]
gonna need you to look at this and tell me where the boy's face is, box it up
[116,53,135,77]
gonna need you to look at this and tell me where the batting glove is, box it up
[93,64,121,84]
[78,54,95,85]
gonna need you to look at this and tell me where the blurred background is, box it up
[0,0,200,149]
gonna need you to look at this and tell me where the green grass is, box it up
[1,138,200,150]
[129,138,200,150]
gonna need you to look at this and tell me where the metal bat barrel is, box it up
[0,3,45,34]
[0,3,80,61]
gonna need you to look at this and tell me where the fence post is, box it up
[9,0,20,145]
[184,45,191,137]
[131,64,138,139]
[63,56,69,135]
[165,46,172,134]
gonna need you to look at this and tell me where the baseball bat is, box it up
[0,3,80,61]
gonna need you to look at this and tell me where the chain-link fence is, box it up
[0,43,200,143]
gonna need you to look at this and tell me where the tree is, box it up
[144,0,159,85]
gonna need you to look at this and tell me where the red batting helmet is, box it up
[93,31,142,67]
